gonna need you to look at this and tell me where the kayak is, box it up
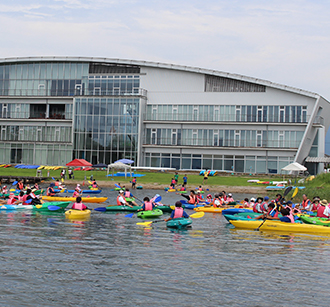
[300,215,330,226]
[65,209,91,220]
[41,196,107,203]
[62,189,102,194]
[222,208,253,215]
[167,217,192,229]
[137,209,163,219]
[229,220,330,234]
[0,201,70,211]
[223,212,262,221]
[194,207,226,213]
[182,203,206,210]
[1,189,44,198]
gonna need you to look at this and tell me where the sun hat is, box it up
[197,190,201,193]
[228,193,232,196]
[119,190,124,193]
[320,199,328,206]
[250,197,255,202]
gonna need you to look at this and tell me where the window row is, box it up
[144,152,293,173]
[145,128,304,148]
[146,104,308,123]
[0,103,72,119]
[0,125,72,143]
[0,142,73,165]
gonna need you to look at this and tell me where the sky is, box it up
[1,0,330,152]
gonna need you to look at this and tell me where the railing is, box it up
[143,137,301,149]
[313,116,324,126]
[144,112,309,123]
[0,88,148,98]
[0,112,73,120]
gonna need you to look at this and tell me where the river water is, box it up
[0,187,329,306]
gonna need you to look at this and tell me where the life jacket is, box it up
[198,187,203,191]
[226,197,234,203]
[267,207,279,218]
[18,195,24,201]
[223,195,227,201]
[261,202,268,211]
[302,199,311,209]
[132,178,136,183]
[311,203,319,211]
[213,198,221,207]
[206,197,212,203]
[243,201,249,208]
[180,187,186,191]
[317,205,329,218]
[144,201,153,211]
[117,195,123,206]
[31,192,37,199]
[196,194,203,200]
[22,194,30,205]
[125,191,131,198]
[47,187,55,196]
[17,182,24,190]
[54,182,60,188]
[188,195,196,204]
[72,202,87,210]
[7,198,16,205]
[92,183,97,188]
[284,213,295,223]
[173,207,184,219]
[73,191,80,197]
[249,201,255,208]
[253,203,263,213]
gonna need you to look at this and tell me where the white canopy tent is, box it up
[107,162,132,179]
[281,162,307,172]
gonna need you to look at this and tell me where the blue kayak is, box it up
[54,189,102,194]
[221,208,253,215]
[183,204,205,210]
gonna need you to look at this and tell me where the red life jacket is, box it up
[47,187,55,196]
[267,207,279,218]
[18,182,24,190]
[311,203,319,211]
[302,199,311,209]
[188,195,196,204]
[253,203,263,213]
[92,184,97,188]
[173,207,184,219]
[144,201,153,211]
[72,202,87,210]
[317,205,329,218]
[7,198,16,205]
[117,195,123,206]
[132,178,136,183]
[22,194,29,205]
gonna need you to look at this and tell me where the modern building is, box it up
[0,56,329,175]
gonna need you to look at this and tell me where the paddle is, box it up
[12,180,18,186]
[115,184,121,189]
[47,205,62,211]
[125,196,162,218]
[255,186,292,231]
[52,177,56,180]
[136,211,205,227]
[291,187,299,200]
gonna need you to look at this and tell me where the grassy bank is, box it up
[1,167,329,201]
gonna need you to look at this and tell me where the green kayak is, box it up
[300,215,330,226]
[34,201,71,211]
[166,217,192,229]
[0,189,45,198]
[137,208,163,219]
[105,205,142,212]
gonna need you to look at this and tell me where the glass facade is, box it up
[146,104,307,123]
[145,128,304,148]
[144,152,293,173]
[74,97,139,164]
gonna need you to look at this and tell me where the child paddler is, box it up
[117,190,133,208]
[137,197,156,212]
[165,201,189,222]
[72,196,88,210]
[181,190,198,205]
[124,188,138,206]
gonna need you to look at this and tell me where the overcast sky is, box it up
[1,0,330,150]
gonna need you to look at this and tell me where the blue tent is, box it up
[114,159,134,164]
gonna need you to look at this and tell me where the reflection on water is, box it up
[0,187,329,306]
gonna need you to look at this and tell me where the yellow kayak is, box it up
[65,209,91,220]
[41,196,107,203]
[194,207,226,213]
[230,220,330,234]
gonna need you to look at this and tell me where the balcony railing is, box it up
[0,111,72,120]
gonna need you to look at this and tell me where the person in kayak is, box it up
[301,194,311,210]
[72,188,82,198]
[225,193,234,205]
[117,190,133,208]
[124,188,138,206]
[72,196,88,210]
[165,201,189,222]
[316,199,330,218]
[253,197,264,213]
[181,190,198,205]
[46,183,57,196]
[137,197,156,212]
[22,188,41,205]
[265,207,295,223]
[255,203,279,220]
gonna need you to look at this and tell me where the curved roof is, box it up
[0,56,319,98]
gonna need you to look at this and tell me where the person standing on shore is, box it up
[183,174,188,186]
[202,170,209,185]
[174,172,179,184]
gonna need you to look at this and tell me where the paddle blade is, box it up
[48,205,61,211]
[52,177,56,180]
[125,213,134,218]
[136,221,153,226]
[35,205,43,209]
[154,196,162,203]
[25,199,33,204]
[94,207,107,212]
[12,181,18,186]
[61,178,64,183]
[115,184,121,189]
[283,186,293,197]
[292,187,299,198]
[189,212,204,219]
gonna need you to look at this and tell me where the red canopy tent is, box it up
[66,159,92,167]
